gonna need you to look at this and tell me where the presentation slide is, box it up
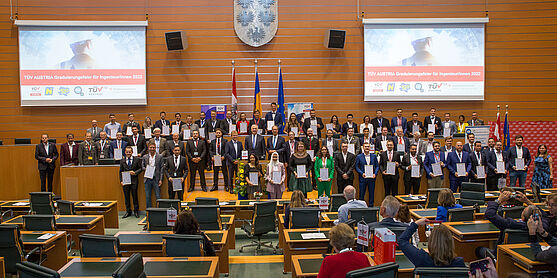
[19,25,146,106]
[364,22,485,101]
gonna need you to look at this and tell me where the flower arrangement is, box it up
[233,161,248,197]
[253,192,264,200]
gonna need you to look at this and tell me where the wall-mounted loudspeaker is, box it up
[324,29,346,49]
[165,31,187,51]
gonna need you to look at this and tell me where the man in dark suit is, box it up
[109,132,127,161]
[148,128,167,157]
[153,111,171,133]
[375,127,392,152]
[423,108,442,135]
[142,142,164,208]
[195,111,208,138]
[423,141,446,188]
[355,142,379,206]
[210,128,228,191]
[170,113,185,136]
[222,110,236,135]
[469,141,487,184]
[359,128,374,153]
[406,113,423,137]
[392,127,410,154]
[224,130,243,193]
[340,127,361,155]
[245,124,266,160]
[122,113,141,137]
[207,110,221,133]
[302,109,324,138]
[60,133,79,166]
[302,127,320,189]
[379,140,401,197]
[264,102,284,134]
[446,141,472,192]
[165,145,189,200]
[267,125,286,161]
[284,131,298,163]
[334,142,356,193]
[126,126,147,157]
[371,109,391,137]
[95,131,112,159]
[401,144,423,195]
[486,140,508,191]
[78,132,97,165]
[249,110,266,133]
[119,146,142,218]
[463,133,475,153]
[341,113,358,136]
[467,112,485,126]
[166,133,185,157]
[391,108,408,134]
[35,134,58,192]
[186,130,207,192]
[506,134,531,187]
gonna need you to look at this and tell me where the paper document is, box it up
[82,202,103,207]
[411,165,420,178]
[12,202,29,206]
[428,124,435,133]
[121,171,132,185]
[412,125,419,134]
[397,144,404,152]
[257,129,263,135]
[311,120,317,126]
[240,123,248,133]
[37,233,56,240]
[208,132,216,141]
[326,123,333,131]
[443,128,451,138]
[172,125,179,134]
[183,129,191,140]
[381,141,387,150]
[364,165,373,178]
[241,150,249,160]
[432,163,442,176]
[167,208,177,226]
[131,146,138,156]
[291,127,299,136]
[515,158,525,170]
[307,150,314,160]
[319,196,329,210]
[456,163,466,176]
[311,125,318,134]
[496,161,505,173]
[386,162,396,175]
[267,121,274,131]
[348,144,355,154]
[114,149,123,160]
[476,166,486,179]
[297,165,307,178]
[144,165,155,179]
[301,233,326,240]
[249,172,259,185]
[213,155,222,167]
[110,129,117,139]
[198,128,205,138]
[144,129,152,139]
[126,126,132,136]
[229,124,236,134]
[172,179,183,191]
[320,168,329,181]
[272,171,282,184]
[162,126,170,136]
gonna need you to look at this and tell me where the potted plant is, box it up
[233,161,248,199]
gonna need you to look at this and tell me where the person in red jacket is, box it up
[317,223,371,278]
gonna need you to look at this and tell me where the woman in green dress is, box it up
[315,146,334,197]
[288,141,313,197]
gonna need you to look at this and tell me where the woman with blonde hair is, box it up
[265,152,286,199]
[398,217,465,267]
[284,190,307,228]
[435,188,462,222]
[143,116,153,135]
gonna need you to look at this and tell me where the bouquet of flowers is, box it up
[253,192,264,200]
[233,161,248,197]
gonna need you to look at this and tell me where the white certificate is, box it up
[249,172,259,185]
[208,132,216,141]
[381,141,387,150]
[327,145,334,156]
[172,125,179,134]
[428,124,435,133]
[110,128,117,139]
[307,150,314,160]
[162,125,170,136]
[131,146,138,156]
[229,124,236,134]
[412,125,419,134]
[443,128,451,138]
[426,144,433,153]
[320,168,329,181]
[144,128,152,139]
[364,165,373,178]
[241,150,249,160]
[144,165,155,179]
[121,171,132,185]
[397,144,404,152]
[183,129,191,140]
[496,161,506,173]
[257,129,263,135]
[114,149,123,160]
[297,165,307,178]
[444,122,450,129]
[311,119,317,126]
[272,171,281,184]
[348,144,355,154]
[386,161,396,175]
[198,127,206,138]
[515,158,525,170]
[456,163,466,176]
[240,122,248,133]
[411,165,420,178]
[311,125,318,134]
[213,155,222,167]
[432,163,442,176]
[126,126,133,136]
[267,121,274,131]
[172,179,182,191]
[291,127,299,136]
[326,123,333,131]
[377,127,382,135]
[476,166,486,179]
[319,196,329,210]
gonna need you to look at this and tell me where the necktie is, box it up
[309,138,312,150]
[399,137,402,144]
[458,152,462,162]
[195,140,198,148]
[252,135,256,149]
[117,141,121,149]
[127,158,132,167]
[175,156,178,166]
[273,136,276,148]
[477,152,481,165]
[134,136,137,145]
[388,152,392,161]
[217,139,221,155]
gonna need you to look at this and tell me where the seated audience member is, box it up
[60,133,79,166]
[435,188,462,222]
[173,210,216,256]
[337,185,367,224]
[317,223,371,278]
[368,196,408,230]
[284,190,307,228]
[399,217,465,267]
[396,204,419,246]
[527,215,557,272]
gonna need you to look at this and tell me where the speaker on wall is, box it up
[165,31,187,51]
[325,29,346,49]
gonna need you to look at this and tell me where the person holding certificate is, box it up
[423,141,446,188]
[288,141,313,197]
[186,130,207,192]
[122,113,141,138]
[142,143,164,208]
[222,111,236,135]
[446,141,472,193]
[148,128,167,157]
[210,129,228,192]
[406,113,423,138]
[328,115,342,135]
[401,144,423,195]
[267,125,286,161]
[103,113,121,139]
[266,152,286,199]
[469,141,487,184]
[379,140,401,197]
[95,131,112,159]
[340,127,361,155]
[284,113,301,136]
[486,140,508,191]
[374,127,392,153]
[109,131,127,161]
[119,146,142,218]
[507,135,532,187]
[341,113,358,136]
[249,110,265,133]
[165,145,188,200]
[423,108,441,135]
[244,153,264,198]
[142,116,153,137]
[302,127,320,189]
[315,146,334,197]
[181,115,199,140]
[302,109,324,138]
[264,102,284,134]
[153,111,171,134]
[236,112,250,135]
[355,142,379,205]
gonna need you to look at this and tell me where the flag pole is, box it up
[231,60,237,120]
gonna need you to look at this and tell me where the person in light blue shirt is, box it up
[336,185,367,224]
[436,188,462,222]
[103,113,121,139]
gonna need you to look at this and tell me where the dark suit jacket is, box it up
[245,134,266,160]
[126,134,147,156]
[340,136,361,155]
[401,153,423,179]
[284,139,298,163]
[207,119,222,133]
[267,135,286,161]
[371,117,391,136]
[154,119,171,130]
[301,136,320,154]
[423,116,442,135]
[446,151,472,179]
[486,150,508,176]
[392,136,411,153]
[264,112,285,134]
[406,120,424,137]
[302,117,324,138]
[334,152,356,180]
[142,153,164,183]
[95,139,112,159]
[119,156,143,185]
[60,142,79,166]
[506,146,532,171]
[165,155,188,179]
[78,141,97,165]
[109,140,128,159]
[35,143,58,170]
[379,150,402,177]
[224,140,243,164]
[374,135,393,152]
[341,122,358,136]
[195,119,209,137]
[166,140,185,157]
[322,138,340,154]
[185,139,207,163]
[463,143,474,153]
[391,117,408,134]
[210,137,228,161]
[469,150,487,178]
[248,118,265,131]
[122,121,141,135]
[221,118,236,134]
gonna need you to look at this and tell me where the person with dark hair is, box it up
[288,142,313,197]
[122,113,141,136]
[315,146,334,197]
[507,135,531,187]
[341,113,358,136]
[60,133,79,166]
[173,211,216,256]
[436,188,462,222]
[360,115,373,136]
[456,115,468,134]
[371,109,391,137]
[406,112,423,137]
[302,109,324,138]
[470,141,487,184]
[328,115,342,135]
[104,113,121,139]
[186,130,206,192]
[391,108,407,134]
[154,111,171,132]
[527,215,557,273]
[401,144,423,195]
[244,153,264,197]
[264,102,284,134]
[35,133,58,192]
[119,146,142,218]
[210,128,228,191]
[285,113,301,136]
[532,144,553,189]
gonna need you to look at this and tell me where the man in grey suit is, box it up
[340,127,361,155]
[181,115,199,140]
[96,131,112,159]
[166,133,185,157]
[441,113,457,137]
[417,131,435,156]
[86,120,101,142]
[467,112,484,126]
[148,128,168,157]
[245,124,266,160]
[142,142,164,208]
[78,132,97,165]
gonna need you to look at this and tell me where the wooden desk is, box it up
[291,252,374,278]
[410,207,486,221]
[443,220,500,262]
[21,231,68,271]
[278,214,285,249]
[397,192,500,208]
[320,212,338,228]
[0,257,4,278]
[283,228,331,273]
[115,230,229,275]
[0,200,30,216]
[497,243,554,277]
[4,215,105,246]
[74,201,118,229]
[58,257,219,278]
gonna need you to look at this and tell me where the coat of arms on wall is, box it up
[234,0,278,47]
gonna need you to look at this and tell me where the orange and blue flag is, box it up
[253,69,262,114]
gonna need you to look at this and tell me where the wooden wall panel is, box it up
[0,0,553,146]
